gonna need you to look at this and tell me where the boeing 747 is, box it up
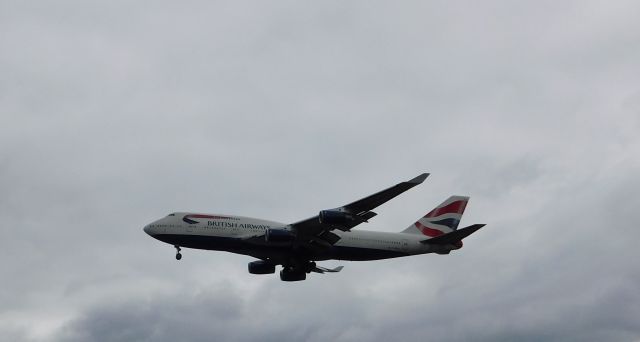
[143,173,485,281]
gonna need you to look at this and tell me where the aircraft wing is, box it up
[289,173,429,245]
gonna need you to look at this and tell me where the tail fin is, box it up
[402,196,469,237]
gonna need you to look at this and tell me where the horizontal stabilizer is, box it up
[421,224,485,245]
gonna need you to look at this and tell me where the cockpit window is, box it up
[168,213,176,216]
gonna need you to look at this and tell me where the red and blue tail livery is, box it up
[143,173,485,281]
[403,196,469,237]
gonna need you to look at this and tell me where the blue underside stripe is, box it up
[151,234,408,261]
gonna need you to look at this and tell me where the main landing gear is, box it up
[174,245,182,260]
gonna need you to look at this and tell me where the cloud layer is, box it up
[1,1,639,341]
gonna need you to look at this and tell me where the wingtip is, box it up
[408,173,430,184]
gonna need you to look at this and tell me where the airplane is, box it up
[143,173,485,281]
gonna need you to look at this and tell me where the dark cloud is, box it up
[53,282,246,342]
[1,0,639,341]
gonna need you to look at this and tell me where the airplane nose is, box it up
[143,224,152,235]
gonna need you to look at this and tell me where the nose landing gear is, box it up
[174,245,182,260]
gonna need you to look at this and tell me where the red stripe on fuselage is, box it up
[425,200,468,218]
[186,214,235,220]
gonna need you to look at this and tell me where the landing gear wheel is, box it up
[174,245,182,261]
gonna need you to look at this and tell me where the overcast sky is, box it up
[1,1,639,341]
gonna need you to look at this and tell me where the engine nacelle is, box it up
[318,210,355,226]
[280,268,306,281]
[265,228,295,243]
[248,260,276,274]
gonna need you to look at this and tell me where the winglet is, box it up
[408,173,430,184]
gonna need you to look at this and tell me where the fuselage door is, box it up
[402,239,409,252]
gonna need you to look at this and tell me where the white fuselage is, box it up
[143,213,448,263]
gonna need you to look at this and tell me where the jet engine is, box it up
[248,260,276,274]
[280,268,306,281]
[318,210,355,225]
[265,228,295,242]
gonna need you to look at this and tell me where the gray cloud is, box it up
[1,0,639,341]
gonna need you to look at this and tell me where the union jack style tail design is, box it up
[402,196,469,238]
